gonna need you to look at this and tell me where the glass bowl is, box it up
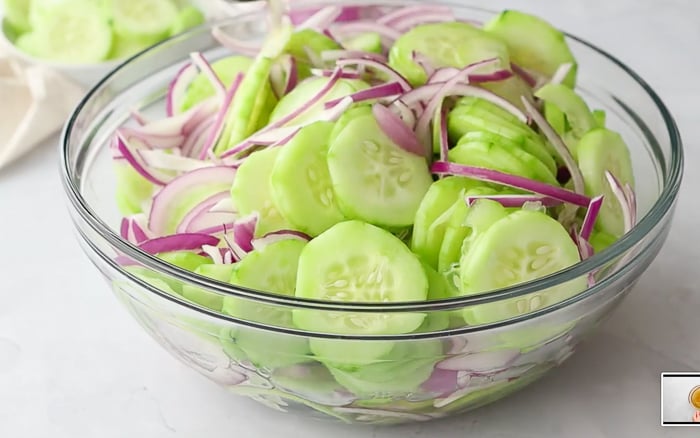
[60,0,683,425]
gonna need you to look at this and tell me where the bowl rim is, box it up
[60,0,684,334]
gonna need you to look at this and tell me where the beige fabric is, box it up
[0,44,85,169]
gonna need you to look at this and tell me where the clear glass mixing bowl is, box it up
[60,0,683,425]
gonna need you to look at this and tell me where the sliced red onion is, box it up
[433,380,504,409]
[284,56,299,95]
[378,4,453,27]
[330,21,402,47]
[523,97,585,195]
[182,118,215,159]
[466,194,562,209]
[270,61,286,99]
[167,63,198,117]
[431,161,592,207]
[427,66,513,85]
[289,6,362,25]
[195,222,237,237]
[209,197,236,214]
[189,52,226,98]
[421,368,459,397]
[401,82,526,123]
[177,192,230,233]
[390,10,456,32]
[202,245,224,265]
[138,149,213,172]
[311,68,362,80]
[139,233,220,255]
[116,134,170,186]
[130,109,150,126]
[320,49,388,64]
[231,213,259,253]
[252,230,312,251]
[438,107,449,162]
[413,51,436,78]
[579,195,604,241]
[120,218,129,240]
[303,46,325,69]
[324,81,404,108]
[372,103,425,157]
[415,59,515,146]
[199,73,244,160]
[390,99,417,128]
[605,171,634,233]
[118,128,185,150]
[511,63,538,88]
[148,166,237,235]
[131,218,150,243]
[335,58,411,91]
[296,6,343,31]
[185,211,238,235]
[550,62,574,86]
[211,26,260,57]
[437,349,520,372]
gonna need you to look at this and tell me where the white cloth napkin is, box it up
[0,45,85,170]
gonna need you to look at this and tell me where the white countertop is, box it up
[1,0,699,436]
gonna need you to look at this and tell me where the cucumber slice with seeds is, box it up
[293,221,428,335]
[577,128,635,237]
[271,122,345,237]
[328,113,433,228]
[389,22,510,87]
[484,10,578,87]
[460,210,586,325]
[230,147,296,237]
[18,1,112,63]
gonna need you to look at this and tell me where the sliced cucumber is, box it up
[479,75,535,112]
[592,109,607,128]
[114,161,155,216]
[230,147,296,237]
[417,263,452,332]
[293,221,428,335]
[328,113,433,228]
[310,338,397,368]
[484,10,578,87]
[270,122,345,237]
[223,239,307,324]
[438,194,509,273]
[269,76,369,126]
[285,29,342,79]
[411,177,483,269]
[459,210,586,325]
[449,136,559,186]
[326,340,443,397]
[342,32,383,54]
[589,230,617,254]
[389,22,510,87]
[576,129,635,237]
[460,130,557,178]
[107,34,161,60]
[181,55,254,112]
[181,264,236,311]
[235,328,312,369]
[112,0,179,40]
[535,83,596,140]
[18,1,113,63]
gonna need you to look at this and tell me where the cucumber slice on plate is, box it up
[576,128,635,237]
[269,76,370,126]
[230,147,296,237]
[270,122,346,237]
[484,10,578,88]
[411,177,483,269]
[112,0,179,40]
[3,0,31,33]
[389,22,511,87]
[328,112,433,228]
[18,1,113,63]
[293,221,428,335]
[459,210,587,325]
